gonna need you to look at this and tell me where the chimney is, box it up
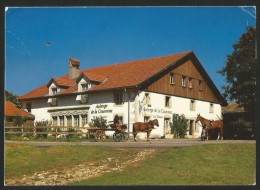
[69,58,80,80]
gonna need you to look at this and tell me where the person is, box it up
[113,114,121,130]
[201,125,206,141]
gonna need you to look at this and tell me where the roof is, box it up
[18,51,192,100]
[18,51,226,105]
[222,102,245,113]
[85,51,191,91]
[5,101,35,119]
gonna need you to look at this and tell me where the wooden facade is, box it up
[146,59,220,104]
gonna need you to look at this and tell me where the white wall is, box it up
[133,92,222,139]
[22,90,222,139]
[22,99,51,123]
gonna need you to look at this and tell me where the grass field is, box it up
[4,144,139,180]
[5,143,255,185]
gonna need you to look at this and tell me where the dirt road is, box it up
[5,138,256,148]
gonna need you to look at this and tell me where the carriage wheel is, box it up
[121,132,129,142]
[113,132,122,142]
[95,130,104,141]
[88,132,96,142]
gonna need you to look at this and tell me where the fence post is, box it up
[55,127,57,141]
[21,125,24,136]
[34,125,36,137]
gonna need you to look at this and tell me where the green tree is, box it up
[5,91,21,107]
[170,114,188,138]
[218,26,256,119]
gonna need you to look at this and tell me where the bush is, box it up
[89,116,107,128]
[170,114,188,138]
[35,120,52,138]
[13,115,25,126]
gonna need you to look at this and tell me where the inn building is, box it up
[18,51,227,139]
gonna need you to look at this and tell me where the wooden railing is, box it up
[5,126,93,141]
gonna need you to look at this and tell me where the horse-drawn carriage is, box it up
[86,119,159,142]
[86,122,129,142]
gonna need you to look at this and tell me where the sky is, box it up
[5,6,256,96]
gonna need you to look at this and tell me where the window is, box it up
[50,98,57,106]
[188,78,193,88]
[190,100,196,111]
[170,73,174,84]
[114,91,123,105]
[165,96,171,107]
[52,116,57,126]
[52,88,57,95]
[59,116,64,126]
[81,83,88,92]
[145,93,151,107]
[74,115,79,127]
[66,115,72,126]
[81,114,88,127]
[144,116,150,123]
[118,116,123,124]
[199,80,203,90]
[26,102,31,113]
[81,94,88,104]
[181,76,186,87]
[209,103,214,113]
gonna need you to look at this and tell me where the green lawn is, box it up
[5,143,255,185]
[71,144,256,185]
[4,143,139,179]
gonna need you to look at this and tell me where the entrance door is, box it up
[189,120,194,136]
[164,118,170,135]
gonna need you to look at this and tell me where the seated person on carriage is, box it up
[113,114,122,130]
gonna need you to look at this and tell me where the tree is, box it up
[218,26,256,119]
[5,90,21,107]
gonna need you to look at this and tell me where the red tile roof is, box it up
[5,101,35,118]
[18,84,49,100]
[53,77,75,87]
[86,51,191,91]
[222,102,245,113]
[18,51,192,100]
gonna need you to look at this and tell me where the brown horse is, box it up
[133,119,159,141]
[195,114,224,140]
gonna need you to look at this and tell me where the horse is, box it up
[195,114,224,140]
[132,119,159,141]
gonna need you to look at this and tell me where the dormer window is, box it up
[47,82,59,106]
[52,88,57,95]
[81,83,88,92]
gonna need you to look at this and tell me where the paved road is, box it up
[5,139,256,148]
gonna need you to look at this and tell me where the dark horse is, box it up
[195,114,224,140]
[133,119,159,141]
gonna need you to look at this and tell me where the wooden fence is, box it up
[5,126,94,141]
